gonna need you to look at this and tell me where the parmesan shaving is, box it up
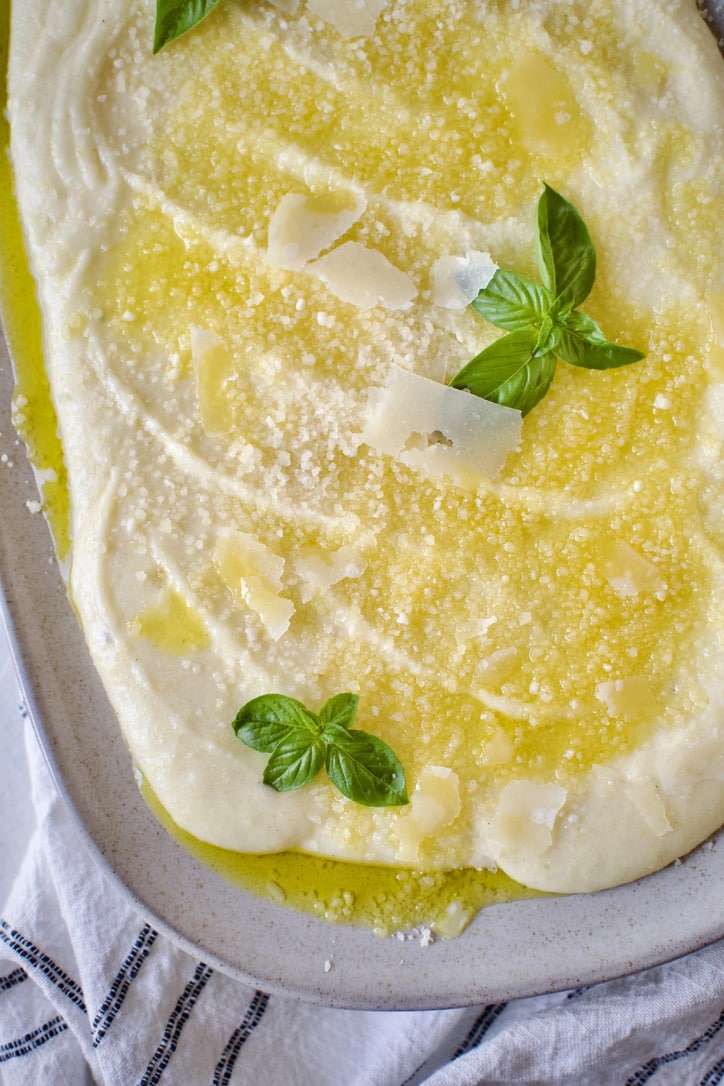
[191,327,236,435]
[430,251,498,310]
[489,781,568,855]
[307,242,416,310]
[603,540,668,599]
[306,0,390,39]
[293,544,367,603]
[623,778,673,838]
[215,532,294,640]
[595,676,654,720]
[361,366,521,486]
[267,192,366,271]
[397,766,461,863]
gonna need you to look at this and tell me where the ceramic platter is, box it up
[1,3,723,1012]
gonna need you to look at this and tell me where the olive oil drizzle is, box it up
[0,0,70,559]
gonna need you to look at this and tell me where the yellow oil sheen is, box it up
[144,780,539,938]
[131,588,211,655]
[0,0,70,559]
[499,52,591,159]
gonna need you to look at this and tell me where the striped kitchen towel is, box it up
[2,720,724,1085]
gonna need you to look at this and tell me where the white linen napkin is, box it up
[2,667,724,1085]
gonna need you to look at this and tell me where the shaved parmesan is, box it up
[624,778,673,837]
[482,727,514,766]
[489,781,568,855]
[306,0,390,39]
[308,242,416,310]
[431,251,497,310]
[267,192,366,271]
[361,366,521,486]
[191,327,236,435]
[397,766,461,862]
[595,675,654,720]
[603,540,668,599]
[293,544,367,603]
[216,532,294,640]
[591,766,673,839]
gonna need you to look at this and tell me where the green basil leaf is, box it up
[490,351,557,416]
[536,183,596,310]
[470,269,553,332]
[534,313,561,356]
[451,329,556,414]
[232,692,408,807]
[556,310,646,370]
[263,735,326,793]
[153,0,221,53]
[323,724,408,807]
[232,693,320,753]
[318,692,359,731]
[451,329,538,399]
[452,184,645,417]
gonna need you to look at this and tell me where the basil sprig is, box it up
[153,0,222,53]
[232,693,409,807]
[451,184,645,416]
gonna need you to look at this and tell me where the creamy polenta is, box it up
[7,0,724,911]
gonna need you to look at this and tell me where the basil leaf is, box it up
[536,183,596,310]
[323,724,408,807]
[318,692,359,731]
[451,329,537,399]
[490,351,557,417]
[153,0,221,53]
[451,329,556,415]
[557,310,646,370]
[263,735,326,793]
[470,269,553,332]
[451,183,645,417]
[232,693,320,753]
[232,693,408,806]
[534,313,561,357]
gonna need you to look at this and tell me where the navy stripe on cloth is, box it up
[0,967,27,993]
[213,990,269,1086]
[453,1002,508,1058]
[92,923,158,1047]
[626,1009,724,1086]
[0,1016,68,1064]
[0,919,86,1012]
[400,1002,509,1086]
[700,1056,724,1086]
[137,961,214,1086]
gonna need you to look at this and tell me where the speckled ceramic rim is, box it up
[2,4,723,1009]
